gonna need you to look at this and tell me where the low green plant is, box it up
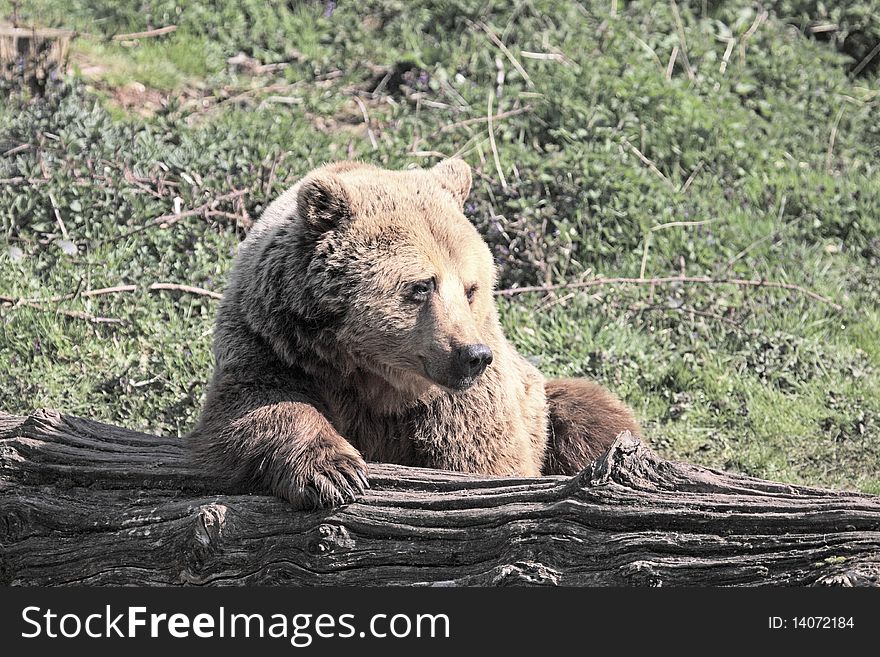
[2,0,878,492]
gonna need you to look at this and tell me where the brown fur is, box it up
[187,159,639,508]
[543,379,641,475]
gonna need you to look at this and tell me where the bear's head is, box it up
[290,159,498,396]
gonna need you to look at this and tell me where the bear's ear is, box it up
[431,158,472,205]
[296,172,352,237]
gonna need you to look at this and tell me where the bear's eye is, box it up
[465,283,478,303]
[407,278,435,303]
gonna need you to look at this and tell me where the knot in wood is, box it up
[491,561,560,586]
[30,408,62,428]
[0,443,24,467]
[194,503,228,547]
[586,431,663,489]
[0,507,25,542]
[815,564,880,587]
[619,560,663,586]
[308,523,355,555]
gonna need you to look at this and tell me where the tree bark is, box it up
[1,409,878,586]
[0,26,72,90]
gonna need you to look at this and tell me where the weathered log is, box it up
[1,409,878,586]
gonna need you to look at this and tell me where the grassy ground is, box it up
[1,1,878,493]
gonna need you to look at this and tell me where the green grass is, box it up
[1,0,879,493]
[71,37,226,90]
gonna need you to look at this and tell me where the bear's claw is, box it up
[284,445,369,509]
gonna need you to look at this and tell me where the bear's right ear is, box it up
[431,158,472,206]
[296,173,352,238]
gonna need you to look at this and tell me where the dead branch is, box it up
[0,282,223,322]
[0,298,124,324]
[110,25,177,42]
[473,20,535,89]
[148,283,223,299]
[110,189,249,242]
[494,275,844,311]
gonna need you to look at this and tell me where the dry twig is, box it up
[352,96,379,150]
[47,192,68,239]
[110,189,248,242]
[825,105,846,172]
[110,25,177,41]
[621,138,673,187]
[474,21,535,89]
[2,143,30,157]
[0,281,223,325]
[680,160,704,194]
[652,219,713,231]
[0,297,123,324]
[669,1,695,81]
[148,283,223,299]
[851,40,880,78]
[421,106,533,144]
[495,275,843,311]
[739,10,768,65]
[486,91,507,189]
[665,45,679,81]
[719,38,736,74]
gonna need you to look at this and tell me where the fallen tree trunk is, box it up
[1,409,878,586]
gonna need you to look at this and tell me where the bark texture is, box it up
[0,26,72,90]
[1,409,878,586]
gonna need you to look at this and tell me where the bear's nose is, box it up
[454,343,493,378]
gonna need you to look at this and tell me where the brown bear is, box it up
[187,159,639,508]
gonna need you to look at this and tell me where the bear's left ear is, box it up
[430,158,472,205]
[296,172,352,239]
